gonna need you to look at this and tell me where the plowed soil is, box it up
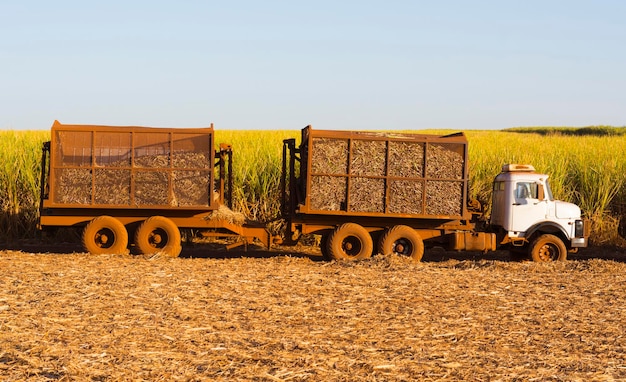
[0,245,625,381]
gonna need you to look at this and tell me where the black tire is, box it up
[326,223,373,261]
[82,216,128,255]
[135,216,182,257]
[529,234,567,262]
[378,225,424,262]
[320,233,331,261]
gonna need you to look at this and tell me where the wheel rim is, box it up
[94,229,115,249]
[537,243,558,261]
[147,228,168,249]
[392,238,413,256]
[342,236,363,257]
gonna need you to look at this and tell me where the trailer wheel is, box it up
[326,223,373,261]
[82,216,129,255]
[529,234,567,262]
[378,225,424,262]
[135,216,182,257]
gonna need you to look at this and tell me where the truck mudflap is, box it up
[450,232,497,252]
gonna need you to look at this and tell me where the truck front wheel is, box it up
[529,234,567,262]
[135,216,182,257]
[326,223,373,261]
[378,225,424,262]
[82,216,129,255]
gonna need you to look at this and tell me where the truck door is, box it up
[509,181,548,233]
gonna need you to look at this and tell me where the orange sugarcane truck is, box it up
[39,121,590,261]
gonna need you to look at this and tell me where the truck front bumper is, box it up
[571,218,590,248]
[570,237,588,248]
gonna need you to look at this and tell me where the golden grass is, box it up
[214,130,293,223]
[0,130,49,239]
[0,249,625,380]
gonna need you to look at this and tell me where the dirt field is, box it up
[0,245,625,381]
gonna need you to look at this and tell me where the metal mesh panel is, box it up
[95,132,131,167]
[304,128,468,218]
[425,143,465,180]
[50,126,214,208]
[55,130,91,167]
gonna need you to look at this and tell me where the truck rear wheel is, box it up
[320,233,331,261]
[135,216,182,257]
[82,216,129,255]
[378,225,424,262]
[326,223,373,261]
[529,234,567,262]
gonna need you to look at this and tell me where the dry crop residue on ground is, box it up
[0,250,625,381]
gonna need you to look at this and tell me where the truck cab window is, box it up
[493,181,505,192]
[515,182,537,199]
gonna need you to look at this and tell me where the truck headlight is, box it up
[574,220,585,237]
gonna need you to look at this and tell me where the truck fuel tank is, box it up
[449,232,497,252]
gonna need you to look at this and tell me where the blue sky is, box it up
[1,1,625,130]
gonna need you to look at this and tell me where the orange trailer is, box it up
[39,121,270,256]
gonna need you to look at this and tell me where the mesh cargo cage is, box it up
[45,120,218,209]
[283,126,471,220]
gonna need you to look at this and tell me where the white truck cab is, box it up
[490,164,589,261]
